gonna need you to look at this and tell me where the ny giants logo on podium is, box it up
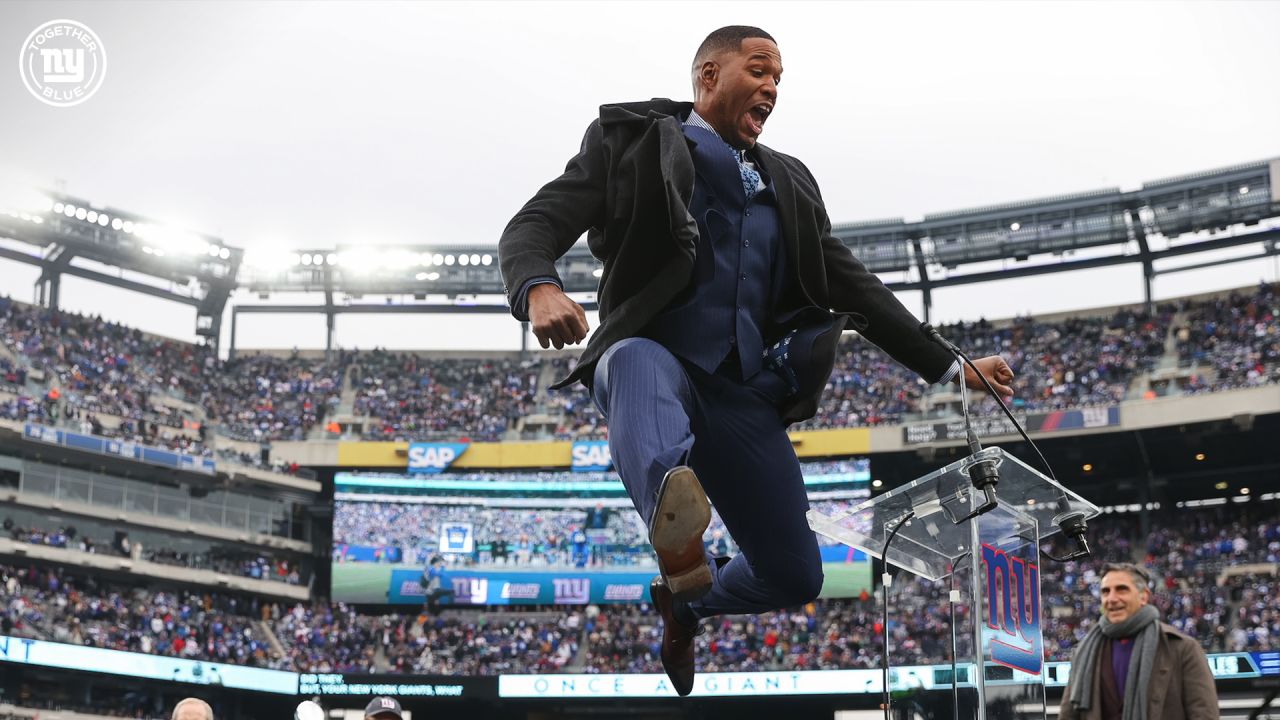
[981,543,1043,675]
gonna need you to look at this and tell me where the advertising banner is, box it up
[570,440,612,472]
[0,635,296,694]
[385,568,655,605]
[298,673,495,698]
[406,442,470,474]
[902,406,1120,445]
[24,423,215,474]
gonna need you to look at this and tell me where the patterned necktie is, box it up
[737,151,762,203]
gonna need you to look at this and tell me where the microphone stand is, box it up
[919,323,1093,559]
[921,323,1000,521]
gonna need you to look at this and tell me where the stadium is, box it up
[1,151,1277,718]
[2,4,1279,720]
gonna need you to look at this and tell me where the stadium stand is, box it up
[1,284,1277,444]
[5,502,1277,675]
[351,350,540,442]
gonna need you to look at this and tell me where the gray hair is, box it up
[172,698,214,720]
[1102,562,1152,591]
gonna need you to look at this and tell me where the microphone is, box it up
[1042,506,1092,562]
[919,323,1091,563]
[921,322,999,519]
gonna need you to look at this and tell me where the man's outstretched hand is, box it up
[963,355,1015,398]
[528,283,589,349]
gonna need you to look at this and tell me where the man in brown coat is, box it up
[1059,563,1219,720]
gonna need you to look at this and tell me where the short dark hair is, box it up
[1102,563,1151,589]
[691,26,776,71]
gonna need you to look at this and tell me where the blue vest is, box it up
[644,123,789,379]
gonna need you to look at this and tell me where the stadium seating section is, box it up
[3,504,1277,674]
[1,284,1275,444]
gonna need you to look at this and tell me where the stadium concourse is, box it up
[0,277,1276,718]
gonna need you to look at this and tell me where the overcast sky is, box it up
[1,1,1277,353]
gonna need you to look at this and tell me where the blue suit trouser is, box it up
[592,337,823,618]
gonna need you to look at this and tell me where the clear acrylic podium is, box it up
[808,447,1100,720]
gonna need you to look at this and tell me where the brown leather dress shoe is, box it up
[650,576,699,697]
[648,465,712,602]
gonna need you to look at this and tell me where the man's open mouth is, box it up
[746,103,772,135]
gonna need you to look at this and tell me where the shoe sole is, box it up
[649,466,713,603]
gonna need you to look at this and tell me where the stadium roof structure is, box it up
[0,158,1277,354]
[0,191,241,349]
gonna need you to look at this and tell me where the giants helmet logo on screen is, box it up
[981,543,1043,675]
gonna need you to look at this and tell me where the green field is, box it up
[331,562,407,604]
[817,560,873,599]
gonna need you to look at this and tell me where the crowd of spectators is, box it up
[940,307,1172,413]
[2,516,305,586]
[203,352,347,442]
[799,338,927,430]
[1,563,282,668]
[332,500,650,568]
[1226,572,1280,652]
[543,356,606,440]
[0,297,211,427]
[272,601,377,673]
[6,503,1278,676]
[1178,282,1280,393]
[2,286,1277,445]
[352,351,540,442]
[548,301,1178,433]
[385,612,581,675]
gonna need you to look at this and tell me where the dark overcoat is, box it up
[499,99,953,423]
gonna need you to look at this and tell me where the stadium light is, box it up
[326,253,338,266]
[1240,487,1250,495]
[1010,222,1021,231]
[432,253,444,265]
[415,271,428,281]
[481,254,493,266]
[75,207,87,220]
[1081,463,1093,472]
[1239,186,1249,195]
[427,272,439,280]
[87,210,98,223]
[592,268,604,278]
[111,217,122,230]
[444,255,455,265]
[1194,452,1206,461]
[459,254,470,266]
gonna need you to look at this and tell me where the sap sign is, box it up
[407,442,470,474]
[571,440,612,472]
